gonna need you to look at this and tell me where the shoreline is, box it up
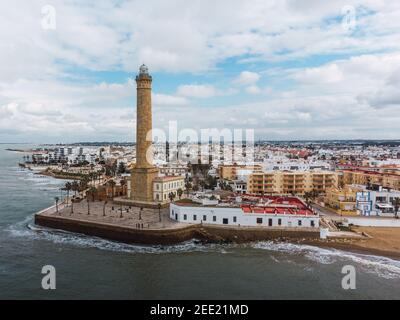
[34,211,400,261]
[302,239,400,260]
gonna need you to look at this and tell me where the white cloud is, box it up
[153,93,189,105]
[1,1,400,141]
[292,64,343,84]
[177,84,217,98]
[245,85,261,95]
[234,71,260,86]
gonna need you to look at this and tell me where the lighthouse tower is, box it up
[130,64,159,204]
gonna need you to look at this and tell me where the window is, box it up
[311,220,315,227]
[268,218,273,227]
[213,216,216,222]
[223,218,228,225]
[183,214,187,221]
[203,215,207,221]
[256,218,263,224]
[278,218,282,226]
[233,216,237,223]
[298,220,302,226]
[193,215,197,221]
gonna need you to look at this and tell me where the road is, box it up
[311,203,339,217]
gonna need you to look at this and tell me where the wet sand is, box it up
[304,227,400,260]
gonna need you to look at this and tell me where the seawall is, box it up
[34,214,320,245]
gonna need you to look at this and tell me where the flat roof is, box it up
[154,175,184,182]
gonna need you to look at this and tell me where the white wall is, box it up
[347,217,400,227]
[170,204,319,228]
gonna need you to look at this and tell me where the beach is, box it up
[303,227,400,260]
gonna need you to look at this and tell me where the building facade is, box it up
[340,170,400,191]
[324,186,358,215]
[218,164,262,180]
[153,176,185,203]
[170,203,319,228]
[247,171,338,195]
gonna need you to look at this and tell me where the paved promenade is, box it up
[39,200,188,230]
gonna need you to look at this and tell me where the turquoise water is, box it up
[1,144,400,299]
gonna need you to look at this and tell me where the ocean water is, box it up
[1,144,400,300]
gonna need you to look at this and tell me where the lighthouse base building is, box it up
[170,196,319,229]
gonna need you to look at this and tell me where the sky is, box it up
[1,0,400,143]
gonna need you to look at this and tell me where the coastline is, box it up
[34,209,400,261]
[302,227,400,260]
[34,212,321,245]
[38,170,82,180]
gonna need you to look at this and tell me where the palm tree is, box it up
[88,186,97,202]
[185,181,192,197]
[70,199,74,215]
[79,179,88,196]
[177,188,183,200]
[64,182,72,206]
[54,197,60,214]
[72,181,79,196]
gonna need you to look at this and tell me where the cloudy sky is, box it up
[1,0,400,143]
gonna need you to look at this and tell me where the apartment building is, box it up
[324,185,358,215]
[218,164,262,180]
[247,171,338,195]
[340,170,400,191]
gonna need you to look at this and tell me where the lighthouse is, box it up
[130,64,159,204]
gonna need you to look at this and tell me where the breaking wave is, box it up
[5,214,400,279]
[252,241,400,279]
[5,214,227,255]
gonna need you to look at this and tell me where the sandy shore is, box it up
[302,227,400,260]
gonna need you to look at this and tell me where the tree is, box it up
[168,192,176,202]
[71,181,79,196]
[185,181,192,197]
[64,182,72,206]
[177,188,183,200]
[304,191,313,207]
[118,162,126,174]
[79,178,89,196]
[88,186,97,202]
[54,197,60,214]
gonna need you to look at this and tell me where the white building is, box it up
[356,187,400,216]
[170,203,319,228]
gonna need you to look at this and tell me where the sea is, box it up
[1,144,400,299]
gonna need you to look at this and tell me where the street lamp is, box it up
[158,203,162,223]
